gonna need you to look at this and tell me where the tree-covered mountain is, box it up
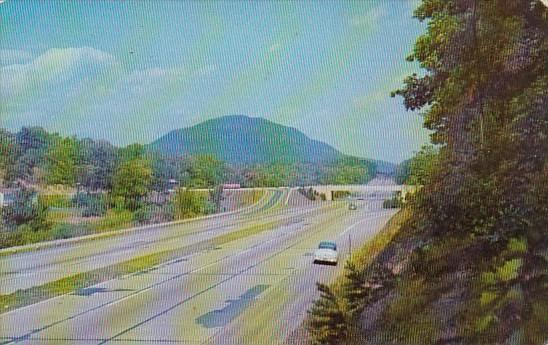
[148,115,345,165]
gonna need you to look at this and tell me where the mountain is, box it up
[148,115,345,165]
[371,159,398,176]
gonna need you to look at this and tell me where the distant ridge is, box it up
[148,115,345,165]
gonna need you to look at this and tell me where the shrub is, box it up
[39,194,71,208]
[173,188,208,219]
[332,190,351,200]
[298,187,317,201]
[134,204,175,225]
[383,196,403,209]
[2,188,51,232]
[307,283,348,345]
[91,209,134,232]
[0,231,24,249]
[72,193,107,217]
[51,223,91,240]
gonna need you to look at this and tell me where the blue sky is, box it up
[0,0,428,163]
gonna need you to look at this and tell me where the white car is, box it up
[313,241,339,265]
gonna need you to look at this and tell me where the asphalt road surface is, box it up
[0,188,398,345]
[0,189,287,294]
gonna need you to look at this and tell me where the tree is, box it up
[0,129,16,185]
[173,188,207,219]
[394,159,412,185]
[307,283,348,345]
[15,127,52,152]
[406,145,438,186]
[150,153,181,191]
[184,155,226,188]
[111,158,152,210]
[2,187,51,232]
[341,261,370,318]
[78,139,119,191]
[46,137,78,186]
[118,143,145,161]
[321,158,375,185]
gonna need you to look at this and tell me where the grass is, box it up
[89,209,135,232]
[38,194,72,208]
[350,208,410,268]
[46,209,75,222]
[242,189,265,206]
[330,208,410,293]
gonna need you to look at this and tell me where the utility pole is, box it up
[348,233,352,259]
[75,182,81,217]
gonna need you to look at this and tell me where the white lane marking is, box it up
[338,211,396,237]
[284,188,295,206]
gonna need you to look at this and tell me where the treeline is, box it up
[308,1,547,345]
[393,145,438,186]
[0,127,375,190]
[0,127,223,192]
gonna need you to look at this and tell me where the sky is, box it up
[0,0,429,163]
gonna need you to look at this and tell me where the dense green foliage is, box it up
[1,188,50,232]
[72,193,107,217]
[390,1,547,344]
[307,283,348,345]
[307,1,547,344]
[394,145,439,185]
[172,188,211,219]
[321,158,375,185]
[111,157,153,210]
[45,137,79,185]
[182,155,226,188]
[1,124,376,191]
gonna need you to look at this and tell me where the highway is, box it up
[0,184,398,345]
[0,189,287,294]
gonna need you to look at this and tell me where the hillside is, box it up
[148,115,345,165]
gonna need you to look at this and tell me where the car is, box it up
[349,203,357,210]
[313,241,339,265]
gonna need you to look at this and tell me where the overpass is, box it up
[305,184,411,201]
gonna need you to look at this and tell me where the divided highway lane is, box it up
[0,189,304,294]
[0,200,397,345]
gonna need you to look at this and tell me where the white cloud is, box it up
[1,46,215,144]
[0,47,117,98]
[0,49,34,65]
[350,7,384,29]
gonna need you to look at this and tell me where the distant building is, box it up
[0,188,16,208]
[167,179,179,193]
[145,191,172,205]
[222,183,241,189]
